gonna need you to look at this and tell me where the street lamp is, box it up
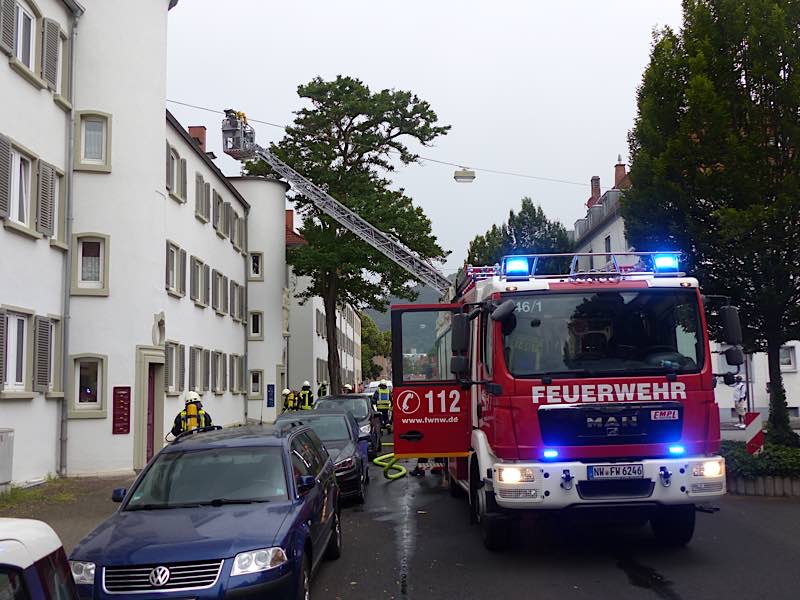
[454,167,476,183]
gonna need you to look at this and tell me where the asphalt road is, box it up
[314,458,800,600]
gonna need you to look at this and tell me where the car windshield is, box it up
[301,416,352,442]
[317,397,369,420]
[125,446,288,509]
[502,290,703,377]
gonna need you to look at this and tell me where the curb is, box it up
[726,476,800,496]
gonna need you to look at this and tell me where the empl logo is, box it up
[398,390,421,415]
[148,566,171,587]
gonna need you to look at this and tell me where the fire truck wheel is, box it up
[650,505,696,547]
[481,514,511,552]
[449,475,463,498]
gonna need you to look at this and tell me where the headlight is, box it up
[231,548,288,576]
[692,460,724,478]
[359,424,371,435]
[335,457,355,471]
[497,467,536,483]
[70,561,96,585]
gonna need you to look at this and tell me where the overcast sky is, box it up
[166,0,683,273]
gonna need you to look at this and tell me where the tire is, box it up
[364,464,371,484]
[481,513,511,552]
[296,554,310,600]
[325,512,342,560]
[449,475,462,498]
[355,475,366,504]
[651,505,696,547]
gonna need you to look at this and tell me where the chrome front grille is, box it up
[103,560,223,594]
[691,481,724,494]
[497,488,540,499]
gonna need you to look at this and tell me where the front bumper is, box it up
[335,467,363,496]
[491,455,725,510]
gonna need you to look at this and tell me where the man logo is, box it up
[148,566,171,587]
[398,390,421,415]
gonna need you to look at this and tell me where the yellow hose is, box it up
[372,442,407,480]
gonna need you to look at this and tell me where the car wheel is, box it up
[325,512,342,560]
[355,472,367,504]
[651,505,696,547]
[296,554,310,600]
[364,464,370,484]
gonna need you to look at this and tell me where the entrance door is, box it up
[391,304,471,459]
[147,364,157,461]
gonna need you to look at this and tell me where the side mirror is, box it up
[451,314,470,354]
[722,372,737,386]
[720,306,743,345]
[111,488,127,503]
[491,299,517,323]
[725,346,744,366]
[297,475,316,495]
[450,355,469,376]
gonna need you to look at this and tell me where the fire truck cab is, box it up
[391,252,742,550]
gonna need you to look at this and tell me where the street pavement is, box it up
[315,457,800,600]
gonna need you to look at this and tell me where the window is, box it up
[195,175,211,221]
[165,146,186,202]
[604,235,611,254]
[249,369,263,399]
[212,190,223,232]
[9,149,31,226]
[249,311,263,341]
[69,354,107,418]
[3,313,28,391]
[229,355,243,393]
[190,256,208,306]
[249,253,263,281]
[13,1,35,69]
[76,113,111,172]
[780,346,796,372]
[165,241,185,297]
[188,346,205,392]
[164,341,180,393]
[212,270,227,314]
[82,119,104,162]
[211,352,226,393]
[0,567,30,600]
[230,281,242,321]
[71,234,109,296]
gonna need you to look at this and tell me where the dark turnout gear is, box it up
[317,383,328,398]
[171,401,211,436]
[298,386,314,410]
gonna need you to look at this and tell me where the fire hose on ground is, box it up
[373,442,407,480]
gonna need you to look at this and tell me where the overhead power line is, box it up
[167,98,594,188]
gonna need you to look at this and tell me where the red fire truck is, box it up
[391,252,743,550]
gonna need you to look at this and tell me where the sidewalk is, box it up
[1,475,134,552]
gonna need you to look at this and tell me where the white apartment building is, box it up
[1,0,288,486]
[572,159,800,422]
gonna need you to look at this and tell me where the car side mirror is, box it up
[451,314,470,354]
[297,475,316,495]
[111,488,127,503]
[491,299,517,323]
[722,372,737,386]
[725,346,744,366]
[720,306,743,346]
[450,355,469,376]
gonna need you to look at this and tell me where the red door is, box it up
[391,304,471,459]
[146,364,156,461]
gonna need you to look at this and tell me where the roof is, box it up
[286,227,307,247]
[166,110,250,211]
[0,518,63,568]
[165,424,293,451]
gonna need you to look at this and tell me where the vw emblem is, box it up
[148,566,171,587]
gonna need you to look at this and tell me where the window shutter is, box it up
[179,249,187,296]
[229,280,235,318]
[0,0,15,56]
[195,174,203,217]
[223,203,232,238]
[165,241,171,290]
[222,276,229,314]
[41,19,60,90]
[188,347,196,390]
[178,344,185,392]
[0,135,10,218]
[222,354,228,391]
[0,309,5,391]
[180,158,187,200]
[211,270,219,309]
[212,191,219,230]
[229,355,235,393]
[202,349,210,390]
[211,351,218,391]
[203,264,210,305]
[204,183,211,220]
[189,258,196,300]
[165,142,172,191]
[36,163,55,236]
[164,344,172,392]
[32,317,51,392]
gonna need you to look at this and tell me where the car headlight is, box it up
[335,457,355,471]
[359,424,371,435]
[497,466,536,483]
[231,548,288,576]
[692,459,724,478]
[70,561,96,585]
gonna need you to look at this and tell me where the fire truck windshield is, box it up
[501,289,703,378]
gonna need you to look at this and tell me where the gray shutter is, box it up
[189,257,197,300]
[229,280,235,318]
[211,270,219,309]
[210,351,217,391]
[204,183,211,220]
[0,0,15,56]
[0,309,5,391]
[180,158,187,199]
[203,264,210,305]
[229,355,235,393]
[33,317,51,392]
[223,203,232,238]
[164,343,172,392]
[36,163,55,236]
[212,191,219,229]
[222,276,229,314]
[0,135,10,218]
[195,174,203,217]
[165,142,172,191]
[178,344,185,392]
[222,354,227,391]
[41,19,60,90]
[179,249,187,295]
[202,349,210,390]
[165,242,171,290]
[188,347,196,390]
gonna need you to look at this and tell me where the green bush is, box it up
[720,440,800,479]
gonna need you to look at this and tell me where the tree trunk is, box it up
[323,278,343,395]
[765,332,799,446]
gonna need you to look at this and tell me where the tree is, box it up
[466,197,573,265]
[621,1,800,445]
[360,313,391,381]
[247,76,449,394]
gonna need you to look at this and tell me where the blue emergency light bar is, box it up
[668,445,685,455]
[543,449,559,459]
[500,255,538,278]
[653,253,680,272]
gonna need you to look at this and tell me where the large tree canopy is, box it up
[466,197,573,266]
[621,0,800,444]
[246,76,449,393]
[360,312,391,381]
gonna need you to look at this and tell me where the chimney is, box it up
[285,209,294,232]
[188,126,207,153]
[614,154,627,188]
[587,176,601,207]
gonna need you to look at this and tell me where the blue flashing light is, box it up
[543,449,559,459]
[504,256,530,276]
[654,253,679,271]
[668,445,685,455]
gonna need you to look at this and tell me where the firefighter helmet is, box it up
[303,380,310,387]
[184,391,201,404]
[282,388,291,395]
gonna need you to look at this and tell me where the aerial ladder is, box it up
[221,109,452,296]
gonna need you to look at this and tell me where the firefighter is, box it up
[374,379,392,431]
[298,381,314,410]
[343,383,353,393]
[281,388,296,412]
[170,391,212,436]
[317,381,328,398]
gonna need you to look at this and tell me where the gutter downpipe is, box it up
[59,11,81,477]
[243,207,249,423]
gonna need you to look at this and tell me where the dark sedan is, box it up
[316,394,382,458]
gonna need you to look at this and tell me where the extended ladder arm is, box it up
[221,110,451,296]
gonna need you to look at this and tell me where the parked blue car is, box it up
[69,423,341,600]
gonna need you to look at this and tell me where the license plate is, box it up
[587,464,644,480]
